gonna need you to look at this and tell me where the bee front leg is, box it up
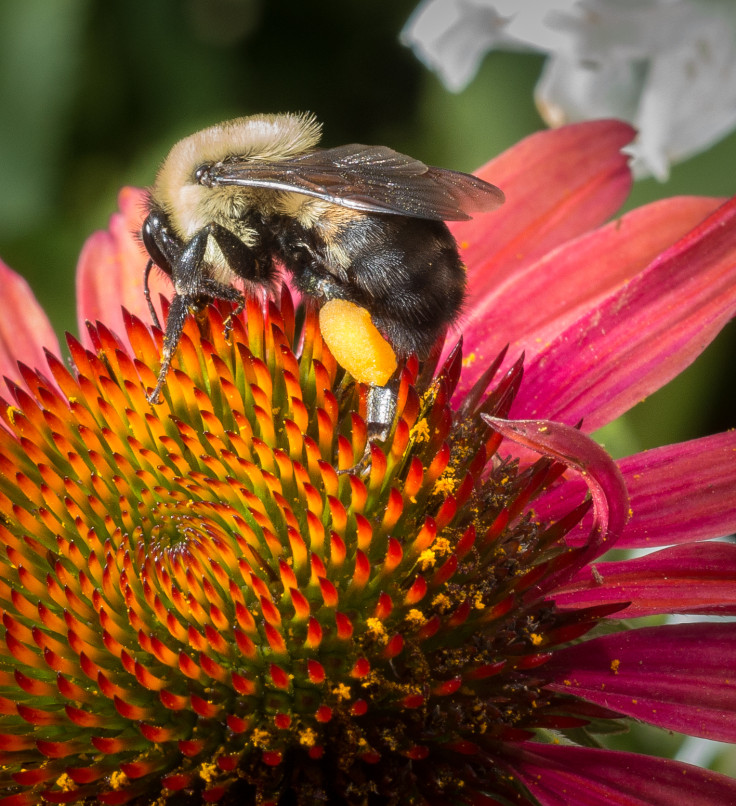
[147,226,245,404]
[147,292,193,404]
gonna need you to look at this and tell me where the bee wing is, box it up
[205,144,504,221]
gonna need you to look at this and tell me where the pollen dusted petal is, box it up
[553,542,736,619]
[517,195,736,431]
[504,741,736,806]
[457,196,721,394]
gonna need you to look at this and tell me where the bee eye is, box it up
[195,164,213,186]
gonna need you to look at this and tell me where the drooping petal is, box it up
[482,417,629,579]
[451,119,634,300]
[535,430,736,550]
[552,542,736,618]
[75,187,168,347]
[515,195,736,430]
[0,259,60,396]
[618,430,736,549]
[457,196,720,387]
[543,623,736,741]
[501,742,736,806]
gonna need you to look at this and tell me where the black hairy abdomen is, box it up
[273,214,466,358]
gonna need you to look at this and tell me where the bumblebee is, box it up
[141,112,504,429]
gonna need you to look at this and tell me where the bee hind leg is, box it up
[366,381,398,443]
[338,380,398,476]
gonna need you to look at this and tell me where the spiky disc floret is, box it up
[0,291,623,805]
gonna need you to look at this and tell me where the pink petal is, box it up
[76,187,170,347]
[618,430,736,549]
[453,119,634,296]
[483,417,629,583]
[515,196,736,430]
[458,196,720,391]
[0,259,60,396]
[552,543,736,618]
[535,430,736,549]
[502,742,736,806]
[543,623,736,741]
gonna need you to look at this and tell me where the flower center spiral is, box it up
[0,292,616,805]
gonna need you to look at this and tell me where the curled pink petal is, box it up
[76,187,170,347]
[515,195,736,430]
[501,742,736,806]
[0,259,60,397]
[535,430,736,550]
[543,623,736,741]
[552,542,736,618]
[482,416,629,578]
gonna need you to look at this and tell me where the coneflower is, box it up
[0,119,733,805]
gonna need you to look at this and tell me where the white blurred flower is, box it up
[402,0,736,179]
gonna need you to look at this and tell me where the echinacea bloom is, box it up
[402,0,736,179]
[0,120,734,806]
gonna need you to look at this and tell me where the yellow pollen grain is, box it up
[411,419,430,443]
[419,549,436,569]
[381,729,399,752]
[529,633,543,646]
[299,727,318,747]
[610,659,621,674]
[55,773,74,791]
[110,771,129,790]
[473,592,485,610]
[433,537,451,556]
[199,762,217,783]
[333,683,352,700]
[434,476,456,496]
[250,728,271,748]
[366,617,388,642]
[432,593,452,612]
[5,406,20,425]
[405,609,427,628]
[461,352,476,368]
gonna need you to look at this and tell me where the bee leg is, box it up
[337,382,398,476]
[206,222,276,334]
[147,227,245,404]
[195,277,244,337]
[143,260,162,330]
[147,292,195,404]
[366,380,398,442]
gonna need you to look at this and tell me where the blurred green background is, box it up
[0,0,733,457]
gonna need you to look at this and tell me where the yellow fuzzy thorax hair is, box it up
[151,113,323,236]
